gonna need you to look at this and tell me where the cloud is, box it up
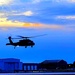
[0,18,74,31]
[0,10,34,17]
[56,15,75,20]
[0,18,24,27]
[67,0,75,3]
[49,0,75,3]
[0,0,75,31]
[55,0,75,3]
[13,10,35,16]
[0,13,5,17]
[23,23,62,29]
[0,0,13,6]
[23,23,75,31]
[22,11,34,16]
[31,0,41,3]
[30,0,54,4]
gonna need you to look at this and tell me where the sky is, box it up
[0,0,75,64]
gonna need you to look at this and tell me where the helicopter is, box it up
[6,34,46,49]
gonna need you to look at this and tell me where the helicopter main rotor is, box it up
[17,34,47,39]
[7,34,47,39]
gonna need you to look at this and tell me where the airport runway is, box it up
[0,72,75,75]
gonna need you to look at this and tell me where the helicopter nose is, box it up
[33,42,35,45]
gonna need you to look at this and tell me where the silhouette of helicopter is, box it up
[6,34,46,49]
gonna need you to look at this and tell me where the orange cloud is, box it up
[21,23,75,31]
[23,23,64,29]
[0,18,74,31]
[23,23,42,28]
[0,18,24,27]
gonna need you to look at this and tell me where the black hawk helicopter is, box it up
[6,34,46,49]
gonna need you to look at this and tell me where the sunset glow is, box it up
[0,0,75,64]
[0,18,74,31]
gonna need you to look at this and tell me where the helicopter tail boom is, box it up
[6,43,11,45]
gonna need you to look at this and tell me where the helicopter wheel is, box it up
[14,46,16,49]
[25,46,27,48]
[31,45,33,48]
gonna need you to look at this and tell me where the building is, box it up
[38,60,67,70]
[0,58,71,72]
[0,58,23,72]
[73,61,75,70]
[23,63,39,71]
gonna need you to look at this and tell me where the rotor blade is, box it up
[17,36,25,38]
[29,34,47,38]
[17,36,30,38]
[17,34,47,38]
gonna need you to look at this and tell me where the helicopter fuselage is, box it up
[6,34,46,48]
[18,39,35,46]
[6,37,35,48]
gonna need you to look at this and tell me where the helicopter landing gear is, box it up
[31,45,33,48]
[14,46,16,49]
[25,46,27,48]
